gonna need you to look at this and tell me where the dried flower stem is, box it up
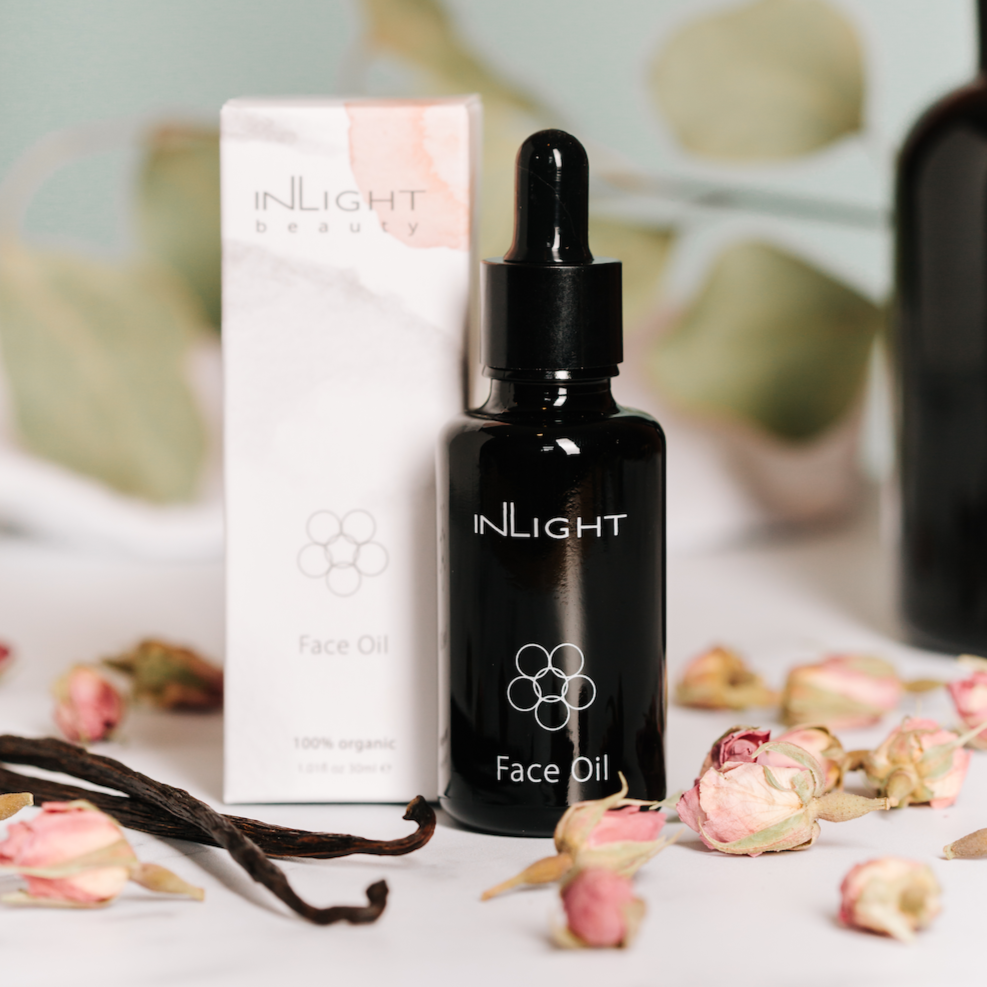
[0,735,434,925]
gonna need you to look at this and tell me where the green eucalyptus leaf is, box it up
[649,241,882,442]
[137,126,221,328]
[0,242,207,502]
[649,0,864,161]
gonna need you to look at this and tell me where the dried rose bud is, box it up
[554,868,644,949]
[946,670,987,749]
[0,642,13,678]
[678,738,887,856]
[104,638,223,711]
[0,800,203,907]
[697,725,845,794]
[481,773,670,900]
[698,726,771,775]
[860,717,972,808]
[53,665,125,744]
[839,858,941,942]
[764,726,847,793]
[674,646,778,711]
[781,654,902,729]
[0,794,32,822]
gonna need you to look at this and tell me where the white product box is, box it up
[222,96,479,802]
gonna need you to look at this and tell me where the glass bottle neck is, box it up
[480,377,618,416]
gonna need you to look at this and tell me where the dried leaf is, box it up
[0,792,32,821]
[649,0,864,160]
[648,241,882,441]
[0,242,207,501]
[136,126,221,329]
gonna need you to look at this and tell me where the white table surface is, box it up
[0,499,982,987]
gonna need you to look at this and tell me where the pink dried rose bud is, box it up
[103,638,223,711]
[0,800,203,907]
[53,665,125,744]
[765,726,847,794]
[839,858,941,942]
[946,670,987,750]
[860,717,972,809]
[482,773,671,900]
[697,725,845,794]
[781,654,903,729]
[674,646,778,711]
[554,867,645,949]
[677,736,888,856]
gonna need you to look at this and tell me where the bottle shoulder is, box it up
[440,403,665,455]
[899,77,987,169]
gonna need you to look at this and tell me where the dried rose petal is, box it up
[839,858,940,942]
[764,725,846,793]
[946,671,987,749]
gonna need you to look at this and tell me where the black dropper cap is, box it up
[482,129,622,379]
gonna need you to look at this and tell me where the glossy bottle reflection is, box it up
[438,377,665,836]
[897,3,987,652]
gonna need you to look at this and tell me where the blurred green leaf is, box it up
[649,0,864,161]
[137,126,221,328]
[0,243,207,501]
[649,241,881,441]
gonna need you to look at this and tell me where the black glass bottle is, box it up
[437,130,666,836]
[897,4,987,653]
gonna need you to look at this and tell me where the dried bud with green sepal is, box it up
[859,717,974,809]
[104,639,223,711]
[678,739,888,856]
[481,773,672,900]
[674,645,778,711]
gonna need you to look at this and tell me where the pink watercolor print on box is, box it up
[347,103,470,251]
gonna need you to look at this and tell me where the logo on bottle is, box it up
[474,502,627,541]
[507,643,596,731]
[297,510,388,597]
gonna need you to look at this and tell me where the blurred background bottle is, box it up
[897,0,987,653]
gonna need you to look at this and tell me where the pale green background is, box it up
[0,0,977,253]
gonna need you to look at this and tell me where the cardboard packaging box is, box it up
[222,96,479,802]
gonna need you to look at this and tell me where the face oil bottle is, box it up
[437,129,666,836]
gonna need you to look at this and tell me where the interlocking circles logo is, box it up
[507,643,596,731]
[297,510,388,597]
